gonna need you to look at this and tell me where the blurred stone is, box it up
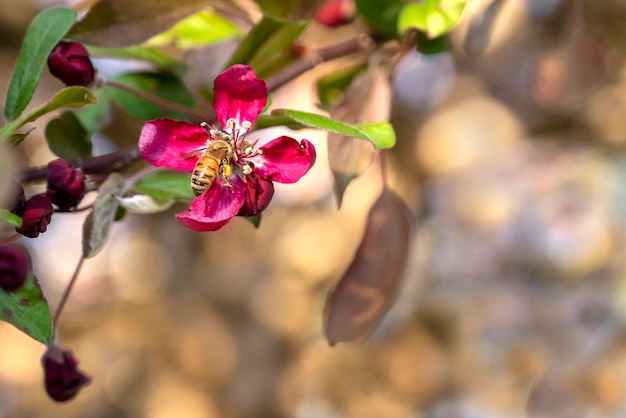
[416,96,523,176]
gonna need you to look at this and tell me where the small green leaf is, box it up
[145,10,241,49]
[244,215,262,228]
[316,63,367,110]
[86,45,187,78]
[133,171,195,201]
[4,7,76,122]
[253,0,297,17]
[45,112,92,160]
[355,0,404,38]
[266,109,396,149]
[0,271,52,345]
[83,173,126,258]
[0,87,97,141]
[415,31,449,54]
[398,0,467,39]
[227,14,307,78]
[7,128,36,147]
[0,210,22,227]
[114,194,175,214]
[107,72,195,121]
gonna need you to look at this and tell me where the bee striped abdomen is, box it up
[191,156,219,196]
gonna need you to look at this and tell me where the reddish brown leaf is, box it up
[328,66,391,207]
[69,0,210,47]
[323,187,412,345]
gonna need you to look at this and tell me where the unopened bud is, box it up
[0,245,29,292]
[47,41,96,87]
[314,0,355,27]
[15,195,53,238]
[42,345,91,402]
[46,159,86,210]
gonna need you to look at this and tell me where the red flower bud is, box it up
[47,41,95,87]
[0,245,29,292]
[314,0,355,27]
[42,346,91,402]
[15,195,53,238]
[46,159,86,210]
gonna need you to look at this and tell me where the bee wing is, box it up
[180,146,207,160]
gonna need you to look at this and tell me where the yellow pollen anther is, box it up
[257,149,263,155]
[242,164,252,175]
[243,146,253,155]
[241,120,252,129]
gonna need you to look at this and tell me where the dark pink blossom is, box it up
[47,41,95,87]
[139,65,316,231]
[15,195,53,238]
[0,245,29,292]
[46,159,86,210]
[42,345,91,402]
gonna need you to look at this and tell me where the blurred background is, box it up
[3,0,626,417]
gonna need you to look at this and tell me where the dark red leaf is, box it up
[323,187,412,345]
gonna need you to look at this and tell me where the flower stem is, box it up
[51,256,85,333]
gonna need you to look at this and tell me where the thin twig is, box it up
[51,256,85,335]
[265,36,372,91]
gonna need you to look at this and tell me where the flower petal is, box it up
[248,137,316,183]
[175,177,245,231]
[238,173,275,217]
[213,65,267,129]
[139,119,208,172]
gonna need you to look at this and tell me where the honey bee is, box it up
[185,130,235,196]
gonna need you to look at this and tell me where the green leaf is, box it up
[398,0,467,39]
[86,45,187,78]
[253,0,297,17]
[133,171,195,201]
[145,10,241,49]
[0,271,52,345]
[83,173,126,258]
[107,72,195,121]
[227,14,307,77]
[45,112,92,160]
[244,215,262,228]
[114,194,175,214]
[7,128,36,147]
[263,109,396,149]
[0,87,97,141]
[415,31,449,54]
[355,0,404,38]
[0,210,22,227]
[68,0,209,47]
[4,7,76,122]
[316,63,367,110]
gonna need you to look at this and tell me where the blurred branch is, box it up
[265,35,373,91]
[19,146,141,182]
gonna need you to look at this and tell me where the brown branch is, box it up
[19,146,141,182]
[265,36,373,92]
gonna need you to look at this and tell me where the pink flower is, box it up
[139,65,316,231]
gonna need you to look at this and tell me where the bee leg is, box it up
[220,161,233,190]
